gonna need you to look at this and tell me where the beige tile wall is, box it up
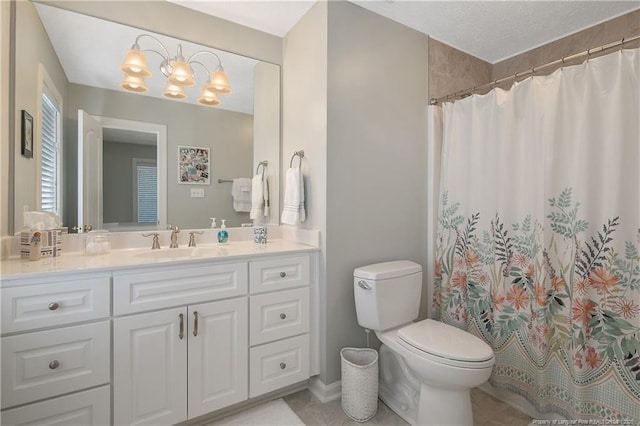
[428,9,640,102]
[428,38,492,101]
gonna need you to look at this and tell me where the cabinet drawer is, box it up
[1,321,110,409]
[249,255,310,294]
[1,385,110,426]
[1,277,110,334]
[113,262,247,315]
[249,334,309,398]
[250,287,309,345]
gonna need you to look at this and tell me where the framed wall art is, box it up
[21,110,33,158]
[178,145,210,184]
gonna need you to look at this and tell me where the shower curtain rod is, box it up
[429,33,640,105]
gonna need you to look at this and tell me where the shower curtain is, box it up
[431,48,639,421]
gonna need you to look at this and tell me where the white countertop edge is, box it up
[0,240,319,281]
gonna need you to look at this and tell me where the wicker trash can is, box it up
[340,347,379,422]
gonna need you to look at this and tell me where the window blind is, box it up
[137,164,157,223]
[40,93,59,214]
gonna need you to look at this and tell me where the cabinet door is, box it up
[114,308,187,426]
[187,297,248,418]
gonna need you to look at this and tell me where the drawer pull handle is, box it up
[48,302,60,311]
[280,272,287,278]
[280,313,287,320]
[49,360,60,369]
[179,314,184,340]
[193,311,199,337]
[280,362,287,370]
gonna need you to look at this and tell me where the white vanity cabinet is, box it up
[112,262,249,425]
[0,273,112,426]
[248,255,312,398]
[1,243,318,426]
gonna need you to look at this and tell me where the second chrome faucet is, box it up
[169,225,180,248]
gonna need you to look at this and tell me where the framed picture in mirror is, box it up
[178,145,210,184]
[21,110,33,158]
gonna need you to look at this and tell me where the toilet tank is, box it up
[354,261,422,331]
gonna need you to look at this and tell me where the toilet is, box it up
[354,261,495,426]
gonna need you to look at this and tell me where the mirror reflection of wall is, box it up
[102,128,158,231]
[10,1,280,234]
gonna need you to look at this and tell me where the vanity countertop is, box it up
[0,240,318,281]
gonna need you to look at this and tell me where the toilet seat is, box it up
[397,319,495,369]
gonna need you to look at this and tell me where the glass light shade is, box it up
[167,60,195,87]
[197,86,221,107]
[120,49,152,78]
[120,75,148,93]
[162,81,187,100]
[206,70,232,95]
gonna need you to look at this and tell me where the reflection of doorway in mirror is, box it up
[85,115,167,232]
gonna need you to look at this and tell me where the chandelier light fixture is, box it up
[119,34,232,107]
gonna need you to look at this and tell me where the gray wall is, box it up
[102,141,156,224]
[1,0,11,236]
[12,0,68,232]
[67,83,253,229]
[283,0,429,385]
[325,1,429,384]
[283,0,329,381]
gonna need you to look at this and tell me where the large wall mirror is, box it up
[11,1,280,233]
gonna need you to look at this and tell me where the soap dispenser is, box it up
[210,217,217,228]
[217,219,229,244]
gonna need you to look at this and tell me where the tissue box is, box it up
[20,228,64,259]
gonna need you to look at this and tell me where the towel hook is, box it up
[289,150,304,168]
[255,160,268,175]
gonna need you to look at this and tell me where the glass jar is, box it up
[84,229,111,255]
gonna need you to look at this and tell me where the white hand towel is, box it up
[232,178,252,212]
[263,178,269,218]
[249,174,264,220]
[281,167,305,225]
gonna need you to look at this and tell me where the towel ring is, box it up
[290,150,304,168]
[256,160,268,175]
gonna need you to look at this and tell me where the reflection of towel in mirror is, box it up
[281,167,305,225]
[250,174,270,220]
[232,178,252,212]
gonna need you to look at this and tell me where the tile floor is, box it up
[284,387,534,426]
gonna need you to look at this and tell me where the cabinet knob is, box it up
[49,360,60,369]
[280,272,286,278]
[48,302,60,311]
[280,362,287,370]
[280,313,286,320]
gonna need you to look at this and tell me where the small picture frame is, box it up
[178,145,210,184]
[21,110,33,158]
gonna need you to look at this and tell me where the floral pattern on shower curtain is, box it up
[432,48,640,422]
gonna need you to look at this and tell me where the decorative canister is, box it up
[253,226,267,245]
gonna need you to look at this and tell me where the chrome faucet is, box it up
[188,231,204,247]
[142,233,160,250]
[169,225,180,248]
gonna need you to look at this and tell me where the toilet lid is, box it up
[397,320,494,363]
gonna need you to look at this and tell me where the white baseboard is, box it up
[308,377,341,403]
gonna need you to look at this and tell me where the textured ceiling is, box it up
[170,0,640,64]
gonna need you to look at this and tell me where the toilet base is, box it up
[378,345,420,425]
[378,344,475,426]
[417,383,473,426]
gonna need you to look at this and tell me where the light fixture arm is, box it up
[187,50,224,71]
[132,34,170,59]
[190,61,211,77]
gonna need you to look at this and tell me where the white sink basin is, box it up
[135,246,218,259]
